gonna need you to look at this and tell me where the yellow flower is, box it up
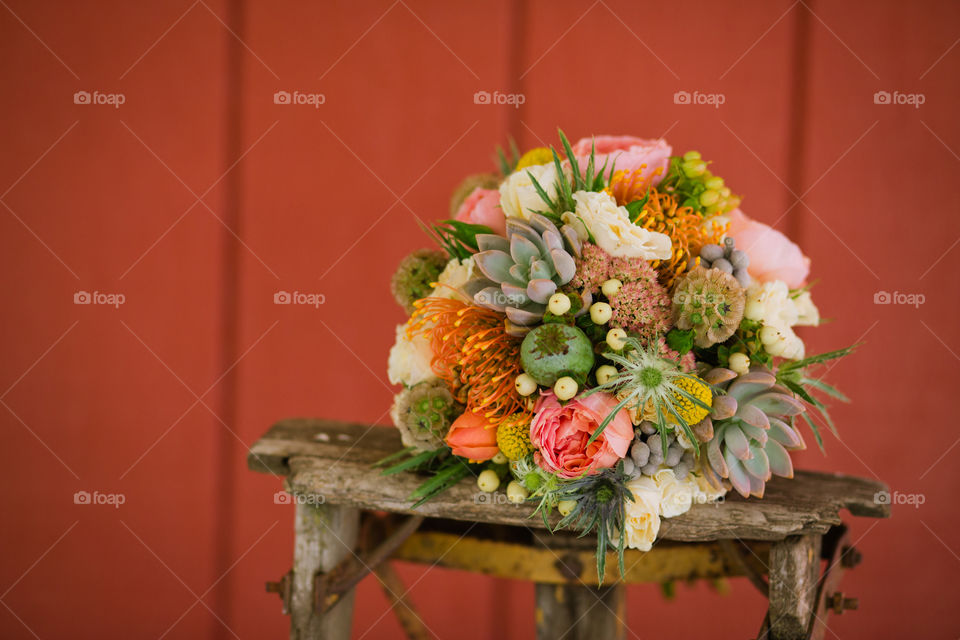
[670,376,712,425]
[496,413,534,461]
[515,147,555,171]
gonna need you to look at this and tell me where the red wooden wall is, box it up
[1,1,958,638]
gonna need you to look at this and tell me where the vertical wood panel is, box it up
[0,1,231,638]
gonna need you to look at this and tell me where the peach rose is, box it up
[726,208,810,288]
[570,135,672,186]
[446,411,498,461]
[454,188,505,235]
[530,391,633,478]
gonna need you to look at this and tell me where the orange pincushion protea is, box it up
[607,169,727,290]
[408,298,524,424]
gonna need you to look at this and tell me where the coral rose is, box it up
[445,411,499,461]
[454,188,506,236]
[571,135,672,186]
[530,391,633,478]
[726,208,810,288]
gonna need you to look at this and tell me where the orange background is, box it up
[2,1,958,638]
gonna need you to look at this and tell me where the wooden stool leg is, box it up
[534,583,626,640]
[290,502,360,640]
[767,534,822,640]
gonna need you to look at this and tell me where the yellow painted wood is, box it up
[392,531,770,586]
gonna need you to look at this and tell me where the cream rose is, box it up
[498,163,567,221]
[652,468,694,517]
[387,324,434,387]
[793,290,820,326]
[623,476,662,551]
[572,191,671,260]
[743,280,813,360]
[430,257,475,301]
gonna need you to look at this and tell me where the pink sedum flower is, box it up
[454,188,506,235]
[726,209,810,288]
[570,135,672,186]
[530,391,633,479]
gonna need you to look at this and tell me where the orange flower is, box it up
[409,298,524,423]
[445,411,499,461]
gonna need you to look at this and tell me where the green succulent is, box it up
[467,213,587,336]
[699,367,806,498]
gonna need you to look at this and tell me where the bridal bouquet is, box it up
[384,131,852,577]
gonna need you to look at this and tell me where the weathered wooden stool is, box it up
[249,419,889,640]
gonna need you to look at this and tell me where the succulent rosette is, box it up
[381,130,854,580]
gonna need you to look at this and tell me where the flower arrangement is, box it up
[383,131,853,579]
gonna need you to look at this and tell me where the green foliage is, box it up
[776,344,857,452]
[423,219,494,261]
[666,328,695,355]
[495,138,522,176]
[377,446,477,508]
[527,129,618,220]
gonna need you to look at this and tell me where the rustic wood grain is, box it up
[251,419,890,543]
[768,534,822,640]
[290,503,359,640]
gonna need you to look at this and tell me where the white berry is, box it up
[606,327,627,351]
[506,480,529,504]
[728,352,750,375]
[553,376,578,400]
[515,373,537,396]
[547,293,571,316]
[601,279,623,297]
[477,469,500,493]
[557,499,577,517]
[491,452,507,464]
[590,302,613,325]
[759,325,781,345]
[596,365,618,385]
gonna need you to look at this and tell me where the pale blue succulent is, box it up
[465,213,587,335]
[699,367,807,499]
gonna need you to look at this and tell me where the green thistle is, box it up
[554,464,634,581]
[586,337,712,457]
